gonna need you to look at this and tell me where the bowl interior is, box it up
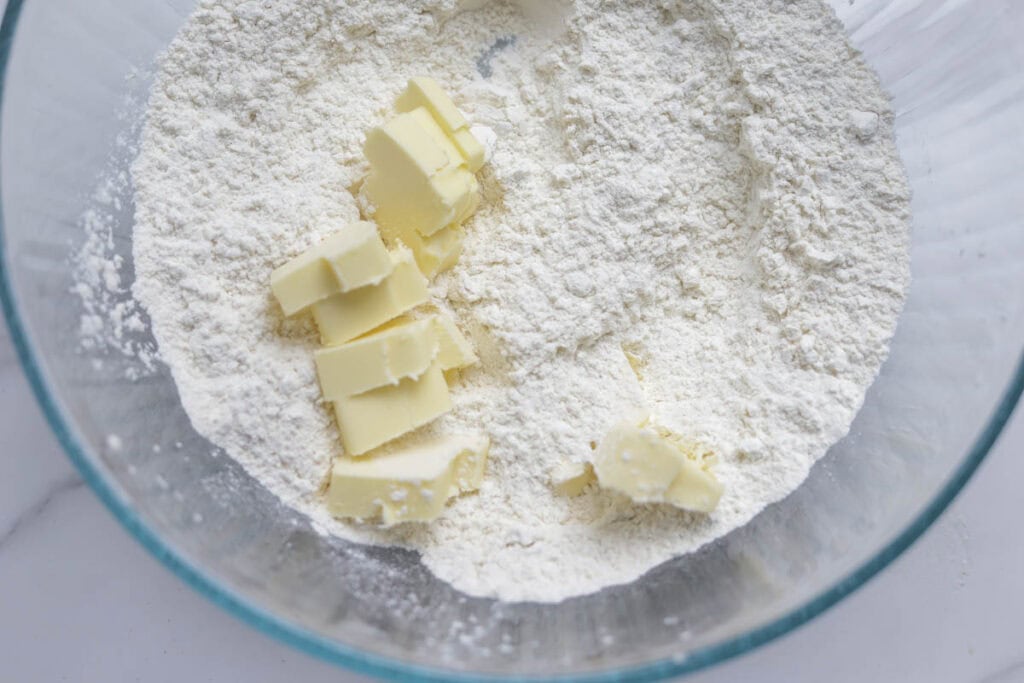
[2,0,1023,679]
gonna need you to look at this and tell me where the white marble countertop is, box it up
[2,323,1023,682]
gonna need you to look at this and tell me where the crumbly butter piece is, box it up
[397,77,468,138]
[407,107,466,171]
[392,223,466,278]
[432,314,477,370]
[314,318,437,400]
[395,77,486,172]
[450,128,486,174]
[550,461,596,497]
[311,247,429,346]
[594,421,723,513]
[270,221,392,316]
[363,108,480,239]
[332,361,451,455]
[326,433,490,525]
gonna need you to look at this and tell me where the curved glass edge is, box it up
[1,0,1022,680]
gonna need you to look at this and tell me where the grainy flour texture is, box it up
[128,0,910,601]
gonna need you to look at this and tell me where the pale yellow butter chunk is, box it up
[363,109,481,239]
[332,361,451,455]
[270,222,392,316]
[594,421,723,513]
[550,461,596,497]
[450,128,486,174]
[326,434,490,525]
[311,248,429,346]
[314,318,437,400]
[396,78,469,136]
[396,77,486,172]
[428,164,480,231]
[432,314,477,371]
[388,222,466,278]
[407,107,466,170]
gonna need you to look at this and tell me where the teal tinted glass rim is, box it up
[1,0,1022,679]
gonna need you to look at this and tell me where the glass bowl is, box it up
[1,0,1022,679]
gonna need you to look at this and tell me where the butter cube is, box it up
[332,361,451,455]
[326,433,490,525]
[270,222,392,316]
[311,247,429,346]
[396,77,469,137]
[396,77,486,172]
[450,128,486,174]
[428,165,480,233]
[432,314,477,371]
[550,461,596,497]
[363,108,481,239]
[407,106,466,172]
[314,318,437,400]
[389,223,466,278]
[594,421,723,513]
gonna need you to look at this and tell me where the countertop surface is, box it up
[2,320,1023,683]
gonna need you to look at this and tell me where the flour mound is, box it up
[131,0,910,602]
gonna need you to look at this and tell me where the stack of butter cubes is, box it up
[362,77,485,278]
[270,78,490,525]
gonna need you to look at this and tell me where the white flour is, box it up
[118,0,910,601]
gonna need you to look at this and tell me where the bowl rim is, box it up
[1,0,1022,679]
